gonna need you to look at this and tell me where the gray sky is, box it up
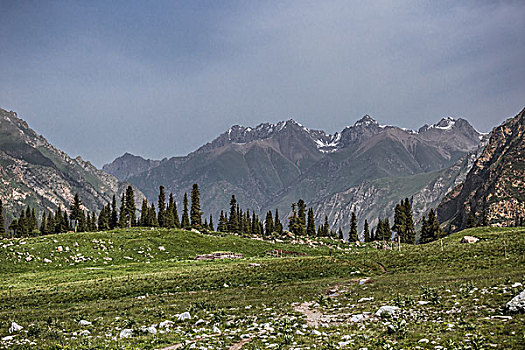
[1,0,524,167]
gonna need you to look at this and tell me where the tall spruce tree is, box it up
[288,203,299,234]
[274,209,283,234]
[71,193,83,232]
[124,185,136,227]
[228,195,239,232]
[338,227,343,240]
[158,186,167,227]
[190,184,202,229]
[181,193,190,229]
[363,219,370,242]
[166,193,176,228]
[348,212,358,242]
[118,194,126,228]
[140,199,148,226]
[265,211,274,236]
[110,195,118,229]
[403,198,415,244]
[392,203,406,242]
[173,198,180,228]
[306,208,316,236]
[209,214,214,231]
[218,211,226,232]
[297,199,307,235]
[466,211,477,228]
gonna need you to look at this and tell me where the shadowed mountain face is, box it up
[0,108,143,221]
[105,114,484,231]
[438,108,525,231]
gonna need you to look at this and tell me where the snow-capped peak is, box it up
[354,115,379,127]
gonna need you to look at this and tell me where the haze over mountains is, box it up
[104,113,485,232]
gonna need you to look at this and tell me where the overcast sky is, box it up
[1,1,524,167]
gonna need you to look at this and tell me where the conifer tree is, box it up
[124,185,136,227]
[140,199,149,226]
[158,186,166,227]
[98,206,110,231]
[349,212,358,242]
[265,211,274,236]
[403,198,415,244]
[228,195,238,232]
[181,193,190,229]
[370,227,375,241]
[274,209,283,234]
[481,209,489,226]
[173,198,180,228]
[392,203,406,242]
[110,195,118,229]
[118,194,126,228]
[338,227,343,240]
[466,211,477,228]
[218,210,226,232]
[288,203,299,234]
[297,199,307,235]
[322,216,329,236]
[40,212,47,234]
[306,208,316,236]
[209,214,214,231]
[0,199,4,235]
[71,193,83,232]
[166,193,175,228]
[363,219,370,242]
[190,184,202,229]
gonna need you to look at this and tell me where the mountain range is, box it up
[0,108,143,221]
[104,113,485,233]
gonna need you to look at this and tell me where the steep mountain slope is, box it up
[438,108,525,230]
[107,114,483,231]
[0,108,141,220]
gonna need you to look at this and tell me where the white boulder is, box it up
[461,236,479,244]
[506,288,525,313]
[78,320,92,326]
[177,312,191,321]
[375,306,400,317]
[119,328,133,338]
[9,322,23,333]
[159,320,175,329]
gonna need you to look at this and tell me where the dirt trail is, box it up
[294,301,325,328]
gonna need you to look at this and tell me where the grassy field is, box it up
[0,227,524,349]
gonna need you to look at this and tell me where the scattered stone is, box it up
[350,313,369,322]
[511,282,522,288]
[9,322,23,333]
[177,312,191,321]
[418,301,430,305]
[461,236,479,244]
[358,297,374,303]
[359,278,370,285]
[43,258,52,263]
[79,330,91,336]
[2,336,15,341]
[419,338,429,343]
[212,325,221,333]
[158,246,166,251]
[375,306,400,317]
[159,320,175,329]
[78,320,92,326]
[119,329,133,338]
[506,289,525,313]
[141,325,157,334]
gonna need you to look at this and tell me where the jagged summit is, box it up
[354,114,379,127]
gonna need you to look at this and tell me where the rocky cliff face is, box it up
[0,108,142,221]
[104,113,483,231]
[102,153,162,181]
[438,108,525,230]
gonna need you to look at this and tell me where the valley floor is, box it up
[0,227,524,349]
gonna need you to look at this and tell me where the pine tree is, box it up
[140,199,149,226]
[338,227,343,240]
[403,198,415,244]
[265,211,274,236]
[288,203,298,234]
[274,209,283,234]
[0,199,4,235]
[349,212,358,242]
[209,214,214,231]
[228,195,238,232]
[466,211,477,228]
[427,209,443,241]
[124,185,136,227]
[363,219,370,242]
[297,199,307,235]
[306,208,316,236]
[110,195,118,229]
[322,216,329,236]
[173,198,180,228]
[218,211,226,232]
[181,193,190,229]
[481,209,489,226]
[40,212,47,234]
[392,203,406,242]
[190,184,202,229]
[118,194,126,228]
[158,186,167,227]
[71,193,83,232]
[166,193,175,228]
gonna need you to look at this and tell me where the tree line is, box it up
[0,189,488,244]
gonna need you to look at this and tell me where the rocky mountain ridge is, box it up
[438,108,525,230]
[0,108,143,222]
